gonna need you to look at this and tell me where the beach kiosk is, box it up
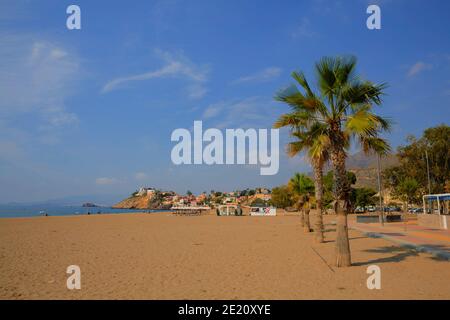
[217,204,242,216]
[250,206,276,216]
[421,193,450,229]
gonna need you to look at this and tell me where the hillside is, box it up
[322,151,399,189]
[346,151,399,189]
[112,192,171,210]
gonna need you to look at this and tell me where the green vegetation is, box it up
[270,185,295,209]
[322,171,357,208]
[250,198,269,207]
[384,124,450,201]
[288,173,315,232]
[397,178,420,209]
[350,187,377,209]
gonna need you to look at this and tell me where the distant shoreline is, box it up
[0,205,170,219]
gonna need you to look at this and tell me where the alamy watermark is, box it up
[66,5,81,30]
[66,4,380,31]
[66,265,81,290]
[366,265,381,290]
[171,121,279,175]
[367,5,381,30]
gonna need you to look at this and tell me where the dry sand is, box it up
[0,212,449,299]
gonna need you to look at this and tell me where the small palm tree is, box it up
[397,178,419,211]
[276,56,391,267]
[289,173,315,232]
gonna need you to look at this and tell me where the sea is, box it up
[0,204,168,218]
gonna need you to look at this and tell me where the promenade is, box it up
[349,217,450,260]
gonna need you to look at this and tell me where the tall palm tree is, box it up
[275,117,329,243]
[275,56,391,267]
[289,173,315,232]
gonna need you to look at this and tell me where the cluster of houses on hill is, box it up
[134,187,272,207]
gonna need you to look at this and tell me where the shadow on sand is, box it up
[352,244,450,266]
[322,236,368,244]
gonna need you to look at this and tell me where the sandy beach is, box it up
[0,212,449,300]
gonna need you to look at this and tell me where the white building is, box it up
[137,187,156,196]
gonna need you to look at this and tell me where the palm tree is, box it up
[289,173,315,232]
[275,119,329,243]
[275,56,391,267]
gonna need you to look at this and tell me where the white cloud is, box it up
[0,34,80,140]
[407,61,432,77]
[201,97,278,129]
[187,83,208,99]
[95,177,118,185]
[232,67,282,84]
[102,49,209,99]
[135,172,148,181]
[202,101,226,119]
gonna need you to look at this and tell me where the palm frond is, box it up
[287,141,306,157]
[315,57,337,99]
[360,136,391,156]
[334,56,357,85]
[274,55,390,171]
[292,71,314,97]
[273,112,313,129]
[308,134,330,161]
[345,107,379,136]
[342,81,387,108]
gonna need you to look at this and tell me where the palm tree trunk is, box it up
[403,200,408,231]
[304,208,311,232]
[330,145,352,267]
[312,160,324,242]
[299,209,305,227]
[297,200,305,227]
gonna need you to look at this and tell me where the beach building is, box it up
[257,188,271,194]
[137,187,156,196]
[250,204,276,216]
[223,196,237,204]
[420,193,450,229]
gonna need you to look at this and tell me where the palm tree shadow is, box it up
[353,244,450,266]
[421,244,450,261]
[353,246,419,266]
[323,236,367,244]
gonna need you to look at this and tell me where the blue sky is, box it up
[0,0,449,203]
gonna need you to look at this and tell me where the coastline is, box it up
[0,207,171,219]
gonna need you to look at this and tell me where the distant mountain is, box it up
[321,150,399,189]
[346,150,399,170]
[346,151,399,189]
